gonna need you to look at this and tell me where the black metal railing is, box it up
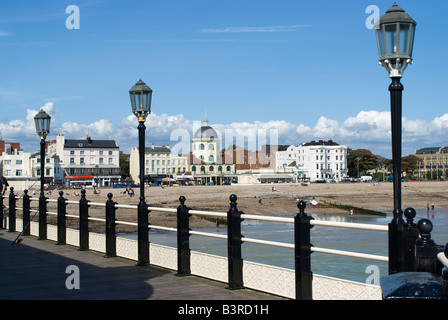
[1,186,447,300]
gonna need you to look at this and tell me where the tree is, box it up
[347,149,379,177]
[120,152,130,181]
[401,155,420,177]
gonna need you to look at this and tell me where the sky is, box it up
[0,0,447,158]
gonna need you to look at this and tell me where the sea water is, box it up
[119,208,448,284]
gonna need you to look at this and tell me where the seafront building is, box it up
[129,144,189,185]
[276,139,348,182]
[52,134,121,188]
[188,118,236,185]
[414,146,448,179]
[0,140,63,190]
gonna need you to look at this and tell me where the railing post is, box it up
[9,187,16,232]
[22,190,31,236]
[402,207,419,271]
[294,200,313,300]
[57,191,67,245]
[38,188,47,240]
[79,189,90,251]
[414,219,442,275]
[227,194,244,290]
[177,196,191,276]
[388,209,404,274]
[105,193,117,257]
[137,201,150,266]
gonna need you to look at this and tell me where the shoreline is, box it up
[19,180,448,233]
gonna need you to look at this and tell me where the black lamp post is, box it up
[34,109,51,240]
[129,79,153,266]
[375,3,416,274]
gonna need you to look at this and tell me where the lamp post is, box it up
[375,3,416,274]
[34,109,51,240]
[129,79,153,266]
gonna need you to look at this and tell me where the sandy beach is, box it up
[34,180,448,233]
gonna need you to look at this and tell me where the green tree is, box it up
[401,155,419,177]
[347,149,379,177]
[119,152,130,181]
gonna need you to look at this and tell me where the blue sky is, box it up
[0,0,447,158]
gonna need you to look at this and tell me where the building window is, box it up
[99,158,104,164]
[80,158,84,164]
[70,158,75,164]
[209,144,214,150]
[80,151,84,155]
[200,166,205,172]
[218,166,222,172]
[109,151,113,155]
[209,155,214,162]
[192,166,196,172]
[226,166,231,172]
[209,166,214,172]
[70,151,75,155]
[16,170,22,176]
[16,160,22,165]
[200,144,205,150]
[108,158,113,164]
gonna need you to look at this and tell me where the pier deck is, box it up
[0,230,278,300]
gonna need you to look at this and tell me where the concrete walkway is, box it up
[0,230,280,300]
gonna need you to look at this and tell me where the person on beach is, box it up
[0,175,8,195]
[258,197,262,205]
[350,208,354,216]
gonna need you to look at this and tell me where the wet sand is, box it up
[35,180,448,233]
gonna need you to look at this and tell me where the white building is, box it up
[30,151,64,185]
[276,140,348,182]
[0,147,63,190]
[0,149,34,190]
[191,117,220,164]
[129,144,189,184]
[53,134,121,187]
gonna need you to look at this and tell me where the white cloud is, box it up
[2,103,448,158]
[60,119,114,139]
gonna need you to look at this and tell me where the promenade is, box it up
[0,230,278,300]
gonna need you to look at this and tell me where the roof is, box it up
[193,118,218,141]
[64,136,118,149]
[302,139,340,147]
[415,147,441,155]
[144,147,171,154]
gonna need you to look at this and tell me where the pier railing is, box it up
[1,187,447,300]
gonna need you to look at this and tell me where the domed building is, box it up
[189,117,235,185]
[192,117,219,163]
